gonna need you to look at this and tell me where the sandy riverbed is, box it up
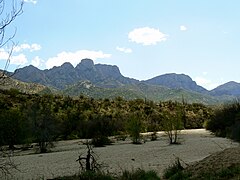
[3,129,239,179]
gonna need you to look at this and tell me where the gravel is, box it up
[3,129,239,180]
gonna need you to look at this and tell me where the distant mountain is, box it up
[210,81,240,96]
[144,73,208,93]
[13,59,138,89]
[6,59,239,104]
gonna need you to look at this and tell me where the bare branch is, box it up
[0,42,18,84]
[0,0,23,80]
[0,1,23,176]
[0,149,19,177]
[0,0,23,47]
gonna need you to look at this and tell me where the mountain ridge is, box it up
[3,59,239,104]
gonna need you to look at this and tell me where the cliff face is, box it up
[13,59,137,89]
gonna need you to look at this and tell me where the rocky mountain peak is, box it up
[61,62,74,69]
[76,59,94,70]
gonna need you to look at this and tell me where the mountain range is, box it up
[2,59,240,104]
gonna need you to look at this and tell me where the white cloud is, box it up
[24,0,37,4]
[116,46,132,53]
[180,25,187,31]
[30,44,41,51]
[0,48,9,60]
[0,44,40,66]
[45,50,111,69]
[14,43,41,53]
[195,77,211,86]
[31,56,42,67]
[11,54,28,65]
[0,49,28,65]
[128,27,168,46]
[194,77,220,90]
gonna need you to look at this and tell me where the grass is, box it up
[55,169,160,180]
[163,158,184,179]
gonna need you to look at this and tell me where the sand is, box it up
[2,129,239,179]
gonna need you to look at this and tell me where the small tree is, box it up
[26,97,59,153]
[0,108,27,149]
[162,105,183,144]
[127,112,144,144]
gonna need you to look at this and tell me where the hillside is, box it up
[144,73,208,93]
[0,72,52,94]
[210,81,240,96]
[2,59,238,104]
[63,80,232,104]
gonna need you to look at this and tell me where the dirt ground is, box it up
[3,129,240,179]
[183,146,240,179]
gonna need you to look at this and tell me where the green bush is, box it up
[91,135,112,147]
[206,101,240,141]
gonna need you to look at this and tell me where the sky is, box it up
[1,0,240,90]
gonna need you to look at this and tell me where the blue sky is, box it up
[1,0,240,90]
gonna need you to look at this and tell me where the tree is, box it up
[126,112,144,144]
[26,97,59,153]
[162,104,183,144]
[0,107,26,149]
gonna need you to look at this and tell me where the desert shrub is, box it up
[120,168,160,180]
[78,171,114,180]
[91,135,112,147]
[163,158,184,179]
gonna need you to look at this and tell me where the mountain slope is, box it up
[63,80,232,104]
[0,73,52,94]
[144,73,208,93]
[8,59,240,104]
[210,81,240,96]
